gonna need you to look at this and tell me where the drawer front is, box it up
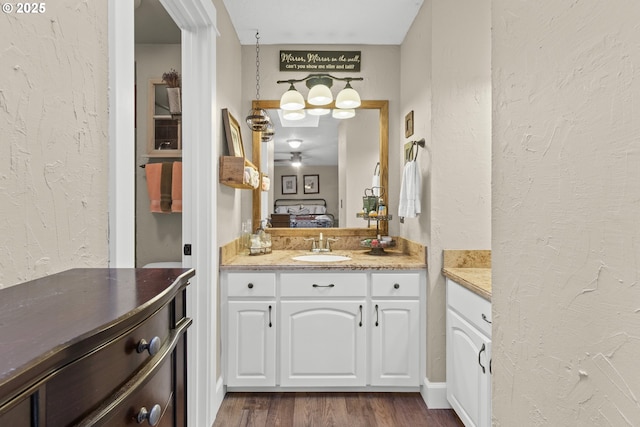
[227,273,276,297]
[447,279,491,337]
[93,353,175,426]
[372,273,420,298]
[46,305,171,426]
[281,273,366,297]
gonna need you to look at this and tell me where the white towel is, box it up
[398,160,422,218]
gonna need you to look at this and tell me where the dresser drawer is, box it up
[447,279,491,337]
[227,273,276,297]
[281,273,366,297]
[91,352,174,426]
[372,273,420,298]
[46,305,171,426]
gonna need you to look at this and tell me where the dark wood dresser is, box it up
[0,268,195,426]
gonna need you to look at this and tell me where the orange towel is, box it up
[145,163,163,213]
[171,161,182,212]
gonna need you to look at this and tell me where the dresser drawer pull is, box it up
[137,336,161,356]
[482,313,492,324]
[359,305,363,327]
[312,283,335,288]
[137,404,162,425]
[394,283,400,289]
[247,283,254,289]
[268,305,273,328]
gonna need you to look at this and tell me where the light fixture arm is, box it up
[277,74,364,87]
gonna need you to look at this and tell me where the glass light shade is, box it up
[335,87,361,109]
[307,84,333,106]
[283,109,306,120]
[246,108,271,131]
[307,107,331,116]
[280,88,305,111]
[287,139,302,149]
[332,108,356,119]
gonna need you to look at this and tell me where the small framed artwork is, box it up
[222,108,244,157]
[281,175,297,195]
[405,110,414,138]
[303,174,320,194]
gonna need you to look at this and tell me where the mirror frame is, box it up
[251,99,389,236]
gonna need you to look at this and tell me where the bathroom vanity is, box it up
[220,245,427,391]
[0,268,194,426]
[442,251,492,427]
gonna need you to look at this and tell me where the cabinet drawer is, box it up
[372,273,420,298]
[227,273,276,297]
[46,305,171,426]
[447,279,491,337]
[281,273,366,297]
[91,353,174,426]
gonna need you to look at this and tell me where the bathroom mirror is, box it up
[251,100,388,235]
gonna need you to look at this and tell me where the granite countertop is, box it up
[442,267,491,301]
[221,249,426,271]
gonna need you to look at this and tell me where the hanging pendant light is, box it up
[280,83,305,111]
[261,121,275,143]
[246,31,272,132]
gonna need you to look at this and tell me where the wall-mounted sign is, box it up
[280,50,361,72]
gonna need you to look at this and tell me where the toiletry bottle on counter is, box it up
[378,198,387,217]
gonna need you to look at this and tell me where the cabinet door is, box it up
[370,301,420,386]
[280,301,366,387]
[227,301,276,387]
[447,308,491,427]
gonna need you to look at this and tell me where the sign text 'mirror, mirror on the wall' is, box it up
[279,50,361,72]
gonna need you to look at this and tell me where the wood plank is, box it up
[213,392,464,427]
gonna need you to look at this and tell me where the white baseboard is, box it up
[211,377,226,422]
[421,377,450,409]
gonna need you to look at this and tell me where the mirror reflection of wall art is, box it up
[303,174,320,194]
[281,175,297,195]
[222,108,245,157]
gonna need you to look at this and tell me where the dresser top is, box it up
[0,268,195,405]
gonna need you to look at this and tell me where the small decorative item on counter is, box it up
[249,221,272,255]
[377,198,387,216]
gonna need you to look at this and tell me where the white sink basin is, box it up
[292,254,352,262]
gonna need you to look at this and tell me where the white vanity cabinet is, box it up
[280,272,367,387]
[446,278,492,427]
[370,273,420,386]
[222,268,425,391]
[225,273,276,387]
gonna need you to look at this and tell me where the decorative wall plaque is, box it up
[280,50,361,72]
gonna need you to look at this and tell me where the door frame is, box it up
[108,1,221,425]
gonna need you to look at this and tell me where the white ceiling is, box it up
[223,0,425,45]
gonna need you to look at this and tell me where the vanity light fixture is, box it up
[246,31,272,133]
[277,74,364,115]
[283,109,306,121]
[332,108,356,119]
[307,107,331,116]
[287,139,302,149]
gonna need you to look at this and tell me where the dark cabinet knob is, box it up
[394,283,400,289]
[136,336,161,356]
[137,404,162,425]
[248,283,254,289]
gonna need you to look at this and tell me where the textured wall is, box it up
[0,2,109,287]
[401,0,492,382]
[492,1,640,424]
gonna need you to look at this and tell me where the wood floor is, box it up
[212,392,464,427]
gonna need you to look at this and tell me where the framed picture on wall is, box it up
[303,174,320,194]
[281,175,297,195]
[405,110,414,138]
[222,108,244,157]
